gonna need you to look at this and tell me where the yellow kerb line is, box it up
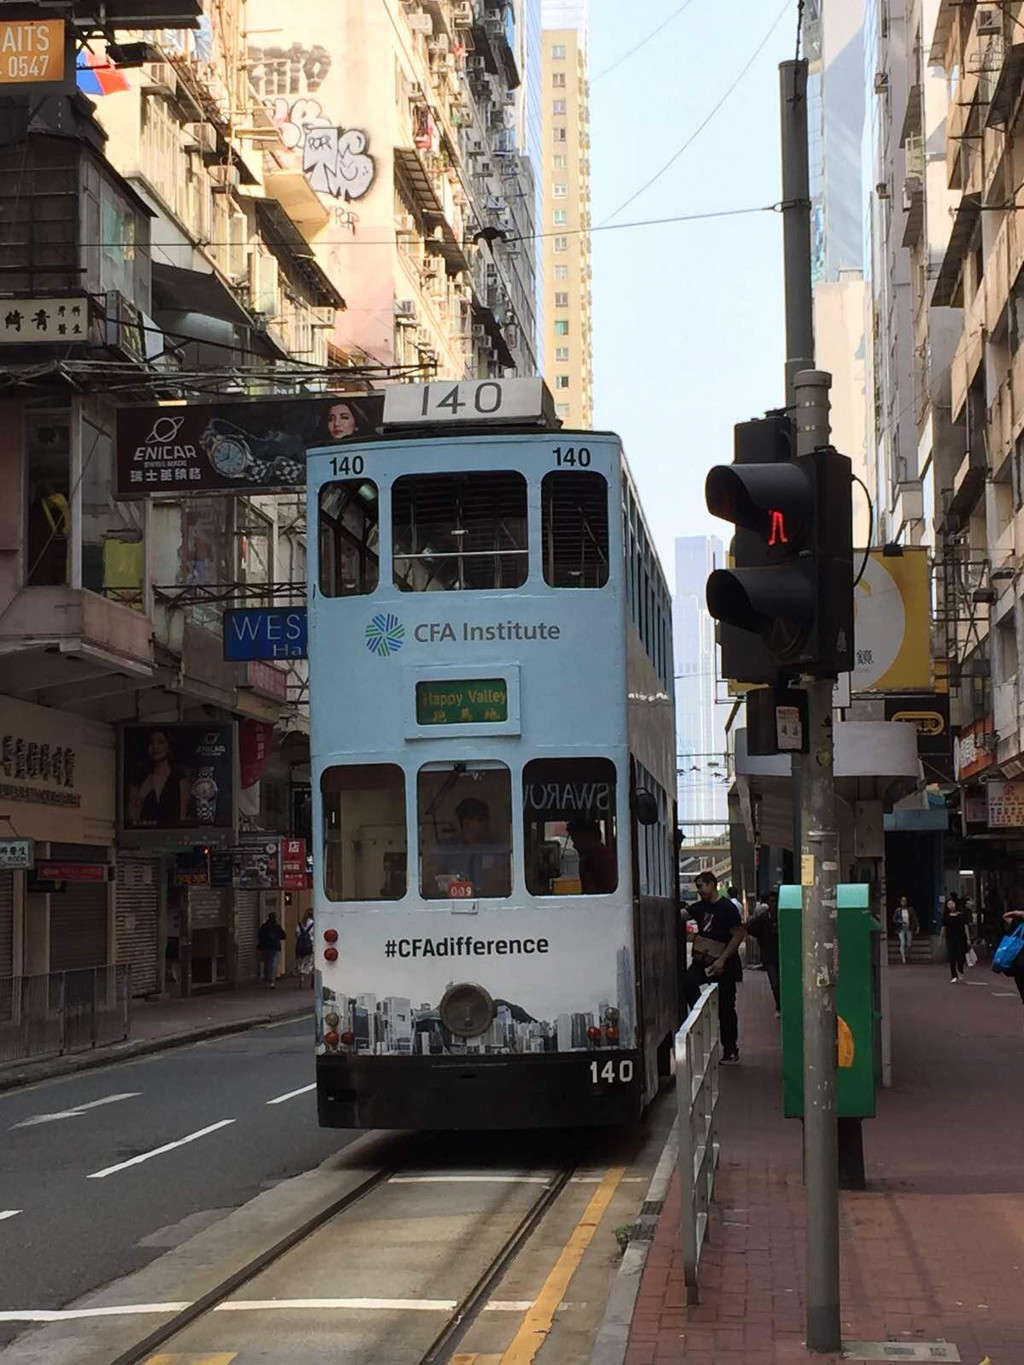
[500,1166,625,1364]
[146,1355,238,1365]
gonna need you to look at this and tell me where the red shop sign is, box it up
[280,837,307,890]
[38,862,107,882]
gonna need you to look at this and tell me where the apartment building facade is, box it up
[0,0,544,996]
[539,9,592,427]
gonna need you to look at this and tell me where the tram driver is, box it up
[430,797,511,898]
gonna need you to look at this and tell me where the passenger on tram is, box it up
[568,818,617,894]
[431,797,511,898]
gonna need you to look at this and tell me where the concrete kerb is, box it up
[0,1006,313,1094]
[588,1113,679,1365]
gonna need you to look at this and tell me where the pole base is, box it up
[805,1303,842,1355]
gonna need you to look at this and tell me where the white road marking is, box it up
[0,1304,189,1322]
[993,991,1018,997]
[87,1120,236,1179]
[265,1083,316,1106]
[11,1093,141,1130]
[215,1298,457,1312]
[0,1211,22,1222]
[484,1301,535,1311]
[389,1174,553,1185]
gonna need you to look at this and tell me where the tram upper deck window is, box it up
[417,762,513,899]
[392,471,528,592]
[319,479,379,596]
[542,471,609,588]
[523,758,618,895]
[321,764,406,900]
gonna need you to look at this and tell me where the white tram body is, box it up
[307,381,678,1128]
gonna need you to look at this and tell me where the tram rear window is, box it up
[392,471,528,591]
[417,763,512,899]
[321,764,406,900]
[319,480,379,597]
[523,758,617,895]
[542,471,609,588]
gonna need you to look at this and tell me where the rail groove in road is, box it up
[101,1144,587,1365]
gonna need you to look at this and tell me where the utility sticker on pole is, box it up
[801,854,815,886]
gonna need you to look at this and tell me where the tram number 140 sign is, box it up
[382,378,554,427]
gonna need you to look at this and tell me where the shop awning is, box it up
[151,261,253,328]
[932,193,981,306]
[253,198,345,310]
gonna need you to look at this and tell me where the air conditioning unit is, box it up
[248,251,279,318]
[468,55,486,72]
[452,1,474,25]
[395,213,417,233]
[142,62,177,96]
[475,159,492,176]
[183,122,218,154]
[469,138,485,153]
[977,9,1001,35]
[104,290,146,364]
[472,324,487,338]
[876,181,890,199]
[395,299,419,322]
[873,70,888,93]
[210,162,241,191]
[429,33,449,53]
[407,13,432,33]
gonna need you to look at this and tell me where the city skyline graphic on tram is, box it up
[319,945,635,1056]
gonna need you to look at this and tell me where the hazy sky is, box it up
[586,0,796,586]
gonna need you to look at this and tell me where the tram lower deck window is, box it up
[319,479,380,596]
[321,764,407,900]
[392,471,528,591]
[523,758,618,895]
[542,471,609,588]
[418,762,512,898]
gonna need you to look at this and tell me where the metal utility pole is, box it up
[780,58,842,1355]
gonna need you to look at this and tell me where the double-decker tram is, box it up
[307,378,679,1129]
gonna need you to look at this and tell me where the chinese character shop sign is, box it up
[0,298,86,343]
[987,779,1024,829]
[0,21,64,85]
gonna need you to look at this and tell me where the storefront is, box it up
[0,695,116,977]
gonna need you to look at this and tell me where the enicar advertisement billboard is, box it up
[316,907,636,1058]
[122,724,234,832]
[115,395,383,497]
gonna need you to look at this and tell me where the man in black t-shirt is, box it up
[682,870,746,1061]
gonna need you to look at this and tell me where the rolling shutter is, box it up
[234,890,260,982]
[0,871,13,978]
[115,859,160,997]
[50,881,108,972]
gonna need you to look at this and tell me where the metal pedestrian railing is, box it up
[675,982,721,1304]
[0,966,131,1065]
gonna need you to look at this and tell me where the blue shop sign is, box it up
[223,607,308,661]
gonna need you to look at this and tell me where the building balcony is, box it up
[950,317,984,422]
[394,148,470,273]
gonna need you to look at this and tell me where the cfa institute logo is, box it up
[365,613,405,658]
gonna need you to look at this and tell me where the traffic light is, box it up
[706,416,854,680]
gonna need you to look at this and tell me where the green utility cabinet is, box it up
[778,884,882,1119]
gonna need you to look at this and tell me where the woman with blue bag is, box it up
[995,909,1024,1017]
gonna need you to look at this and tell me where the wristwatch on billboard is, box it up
[192,767,219,824]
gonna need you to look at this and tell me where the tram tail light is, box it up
[324,946,339,962]
[324,1030,340,1047]
[324,928,339,943]
[340,1030,354,1045]
[604,1025,619,1042]
[586,1026,602,1043]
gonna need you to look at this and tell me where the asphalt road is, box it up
[0,1016,353,1345]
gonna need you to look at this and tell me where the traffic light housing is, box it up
[706,417,853,680]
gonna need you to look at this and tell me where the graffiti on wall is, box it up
[249,44,376,202]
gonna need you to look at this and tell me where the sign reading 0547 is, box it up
[0,20,64,85]
[416,679,509,726]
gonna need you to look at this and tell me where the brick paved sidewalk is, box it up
[626,962,1024,1365]
[129,979,312,1043]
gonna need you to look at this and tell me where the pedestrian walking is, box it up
[997,909,1024,1025]
[892,895,919,964]
[942,894,972,983]
[682,871,746,1062]
[257,910,286,988]
[746,889,781,1014]
[295,909,315,989]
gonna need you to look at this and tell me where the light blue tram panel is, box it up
[306,378,678,1130]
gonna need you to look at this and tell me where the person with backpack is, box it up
[295,910,315,988]
[257,910,286,988]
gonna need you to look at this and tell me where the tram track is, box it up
[105,1137,580,1365]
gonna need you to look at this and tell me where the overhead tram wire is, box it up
[599,0,793,226]
[592,0,701,82]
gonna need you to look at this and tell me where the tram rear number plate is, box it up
[589,1059,634,1086]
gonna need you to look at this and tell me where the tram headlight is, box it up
[324,1012,340,1028]
[439,982,495,1038]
